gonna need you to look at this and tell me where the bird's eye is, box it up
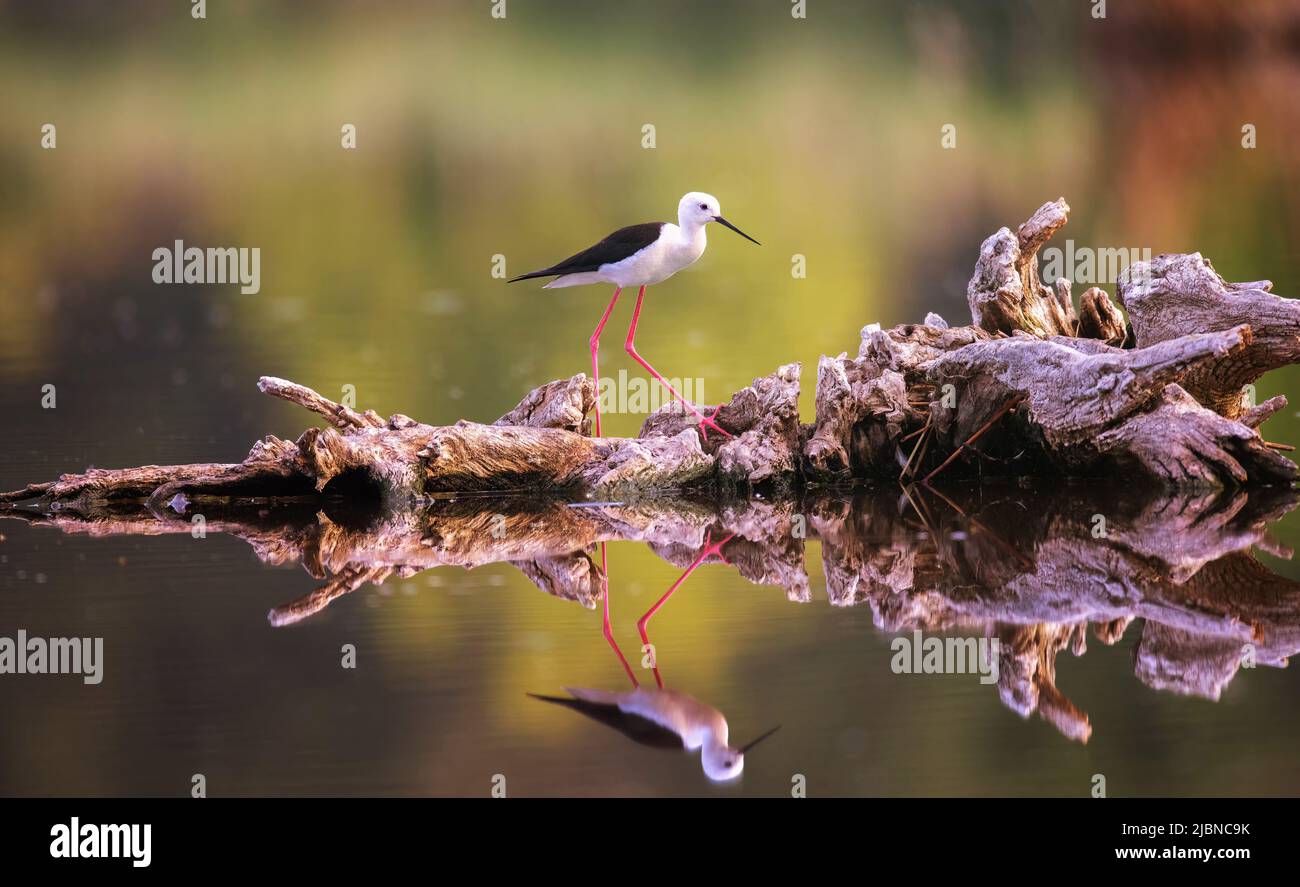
[699,203,708,210]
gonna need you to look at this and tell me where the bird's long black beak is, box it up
[738,725,781,754]
[714,216,761,245]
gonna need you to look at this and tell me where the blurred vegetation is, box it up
[4,1,1298,436]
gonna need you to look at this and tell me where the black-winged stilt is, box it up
[510,191,760,438]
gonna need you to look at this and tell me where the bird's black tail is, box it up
[507,269,557,283]
[525,693,683,749]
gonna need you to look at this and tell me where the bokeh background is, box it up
[2,0,1299,796]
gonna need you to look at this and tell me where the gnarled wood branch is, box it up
[1118,252,1300,419]
[967,197,1077,338]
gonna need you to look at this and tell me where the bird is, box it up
[509,191,760,438]
[528,687,780,782]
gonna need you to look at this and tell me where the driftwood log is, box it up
[1,197,1296,511]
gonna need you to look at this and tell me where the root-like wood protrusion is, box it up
[1119,253,1300,420]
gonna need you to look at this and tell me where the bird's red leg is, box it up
[635,532,735,689]
[624,285,733,440]
[589,286,622,438]
[598,542,638,687]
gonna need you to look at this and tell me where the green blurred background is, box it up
[3,0,1300,446]
[2,0,1299,796]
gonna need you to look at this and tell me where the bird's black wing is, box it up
[526,693,685,750]
[508,222,665,282]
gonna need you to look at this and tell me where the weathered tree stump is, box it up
[2,197,1296,508]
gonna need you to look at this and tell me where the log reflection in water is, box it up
[3,482,1297,742]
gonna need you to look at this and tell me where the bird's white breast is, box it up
[600,224,706,287]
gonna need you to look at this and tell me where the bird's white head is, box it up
[677,192,761,244]
[700,723,779,781]
[678,192,721,229]
[701,742,746,782]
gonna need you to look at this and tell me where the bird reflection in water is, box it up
[530,535,779,782]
